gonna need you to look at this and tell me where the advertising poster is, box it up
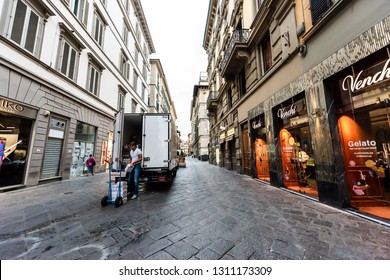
[279,128,297,183]
[338,116,384,198]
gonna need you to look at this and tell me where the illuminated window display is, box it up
[333,52,390,220]
[0,115,32,188]
[250,114,270,182]
[274,93,318,198]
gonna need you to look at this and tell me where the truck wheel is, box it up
[115,196,123,208]
[101,196,108,207]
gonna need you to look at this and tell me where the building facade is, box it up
[190,72,210,161]
[204,0,390,223]
[149,59,177,116]
[0,0,154,190]
[148,58,179,151]
[187,133,193,156]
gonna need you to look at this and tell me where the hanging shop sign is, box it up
[220,132,226,140]
[0,98,37,119]
[227,127,235,137]
[342,58,390,93]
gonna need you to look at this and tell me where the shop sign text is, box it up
[252,120,263,129]
[227,128,235,137]
[342,58,390,93]
[348,140,376,148]
[277,104,297,119]
[0,99,24,114]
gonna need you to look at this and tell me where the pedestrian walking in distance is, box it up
[86,154,96,176]
[126,142,142,199]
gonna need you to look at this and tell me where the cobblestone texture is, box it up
[0,157,389,260]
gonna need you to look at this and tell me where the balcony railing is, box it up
[207,91,218,111]
[220,29,250,75]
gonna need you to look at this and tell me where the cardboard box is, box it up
[111,182,125,202]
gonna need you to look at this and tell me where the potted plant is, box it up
[178,150,186,167]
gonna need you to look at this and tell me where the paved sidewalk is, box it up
[0,157,389,260]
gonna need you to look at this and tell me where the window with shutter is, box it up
[59,40,78,80]
[310,0,332,24]
[6,0,45,56]
[67,0,88,26]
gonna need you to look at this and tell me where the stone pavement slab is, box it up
[0,157,389,260]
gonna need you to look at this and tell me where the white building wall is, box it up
[0,0,156,185]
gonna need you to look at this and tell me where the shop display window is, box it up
[334,51,390,221]
[250,114,270,182]
[337,94,390,219]
[275,94,318,198]
[0,116,32,188]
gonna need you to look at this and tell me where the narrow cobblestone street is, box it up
[0,157,389,260]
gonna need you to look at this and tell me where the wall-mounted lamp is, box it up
[311,108,324,118]
[220,126,226,131]
[281,31,290,47]
[43,110,50,117]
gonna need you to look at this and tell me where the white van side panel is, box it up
[142,114,170,168]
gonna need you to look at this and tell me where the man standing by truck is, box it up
[127,142,142,199]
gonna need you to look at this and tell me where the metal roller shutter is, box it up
[40,137,63,179]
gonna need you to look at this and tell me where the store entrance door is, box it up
[227,140,234,170]
[242,129,251,176]
[40,118,66,180]
[254,137,270,182]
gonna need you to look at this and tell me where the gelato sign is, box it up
[342,58,390,93]
[348,140,376,148]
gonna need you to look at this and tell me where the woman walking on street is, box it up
[86,154,96,176]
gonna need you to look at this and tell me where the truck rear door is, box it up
[142,114,170,168]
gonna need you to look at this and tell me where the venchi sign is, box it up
[252,120,262,129]
[277,104,297,119]
[342,58,390,93]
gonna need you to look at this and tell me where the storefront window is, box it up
[250,114,270,182]
[0,115,32,188]
[70,122,96,177]
[274,94,318,198]
[335,53,390,220]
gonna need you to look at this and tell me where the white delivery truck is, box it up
[122,113,179,184]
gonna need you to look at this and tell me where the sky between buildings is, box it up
[141,0,209,140]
